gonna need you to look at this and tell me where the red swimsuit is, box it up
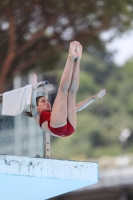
[39,111,75,137]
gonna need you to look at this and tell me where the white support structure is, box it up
[0,154,98,200]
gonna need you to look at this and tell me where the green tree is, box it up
[0,0,133,93]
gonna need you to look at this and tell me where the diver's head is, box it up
[36,96,51,113]
[24,80,49,117]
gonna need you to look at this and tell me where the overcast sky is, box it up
[100,29,133,66]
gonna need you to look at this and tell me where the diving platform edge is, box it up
[0,154,98,200]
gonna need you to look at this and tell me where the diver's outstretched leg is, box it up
[67,42,82,129]
[50,41,78,127]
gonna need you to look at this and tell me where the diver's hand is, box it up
[32,74,43,89]
[93,89,106,100]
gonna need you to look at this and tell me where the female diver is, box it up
[31,41,106,137]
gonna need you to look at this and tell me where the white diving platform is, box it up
[0,155,98,200]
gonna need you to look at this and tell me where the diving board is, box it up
[0,154,98,200]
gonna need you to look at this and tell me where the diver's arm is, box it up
[76,89,106,112]
[31,74,41,119]
[31,74,49,119]
[76,96,96,112]
[31,87,39,118]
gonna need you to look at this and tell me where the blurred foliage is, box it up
[0,0,133,92]
[50,54,133,160]
[0,0,133,161]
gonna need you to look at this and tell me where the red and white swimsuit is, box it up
[39,111,75,137]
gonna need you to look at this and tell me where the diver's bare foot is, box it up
[69,41,77,61]
[76,42,82,61]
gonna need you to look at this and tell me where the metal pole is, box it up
[44,132,50,158]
